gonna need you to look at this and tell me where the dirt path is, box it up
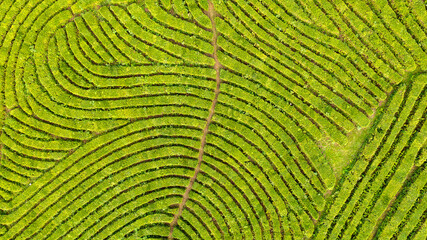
[168,1,222,239]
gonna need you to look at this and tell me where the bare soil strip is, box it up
[168,1,222,239]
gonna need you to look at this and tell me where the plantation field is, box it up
[0,0,426,239]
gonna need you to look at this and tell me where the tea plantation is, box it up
[0,0,426,239]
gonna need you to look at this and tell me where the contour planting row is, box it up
[342,91,426,239]
[215,0,397,91]
[0,105,214,205]
[314,74,427,239]
[364,0,427,69]
[192,73,341,238]
[2,0,72,112]
[1,0,426,239]
[143,0,338,235]
[212,0,395,147]
[218,71,331,192]
[1,1,222,238]
[305,0,422,80]
[216,0,382,113]
[203,126,314,238]
[75,4,214,67]
[333,84,423,239]
[6,121,310,239]
[0,0,78,205]
[0,106,92,202]
[313,82,405,238]
[334,0,418,73]
[375,152,427,240]
[12,11,213,133]
[3,0,215,118]
[214,0,394,93]
[0,117,221,239]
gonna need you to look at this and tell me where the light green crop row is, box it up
[204,131,316,236]
[217,48,351,144]
[214,4,372,127]
[322,79,426,239]
[220,69,337,190]
[363,87,406,158]
[215,21,369,132]
[369,0,427,71]
[0,123,207,238]
[215,79,329,195]
[41,162,191,239]
[215,0,389,101]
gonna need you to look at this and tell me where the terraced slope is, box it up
[0,0,425,239]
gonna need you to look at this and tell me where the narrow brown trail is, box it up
[168,1,222,239]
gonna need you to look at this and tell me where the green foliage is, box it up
[0,0,426,239]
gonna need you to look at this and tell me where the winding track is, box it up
[0,0,426,239]
[168,0,222,237]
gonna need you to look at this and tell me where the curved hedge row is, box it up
[0,0,426,239]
